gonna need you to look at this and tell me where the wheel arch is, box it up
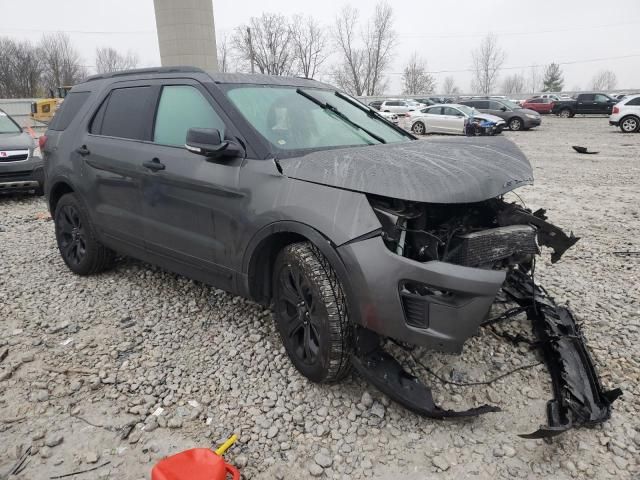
[48,179,76,215]
[242,221,362,324]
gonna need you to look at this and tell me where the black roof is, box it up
[82,66,332,89]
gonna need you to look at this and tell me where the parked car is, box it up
[552,93,619,118]
[368,100,383,110]
[534,94,561,102]
[42,67,618,434]
[609,94,640,133]
[521,98,555,114]
[0,108,44,195]
[377,111,400,124]
[412,98,436,106]
[459,98,541,131]
[379,99,424,113]
[408,104,506,135]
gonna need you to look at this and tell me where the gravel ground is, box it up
[1,116,638,480]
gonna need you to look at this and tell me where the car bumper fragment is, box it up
[504,269,622,439]
[609,120,619,126]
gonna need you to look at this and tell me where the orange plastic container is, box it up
[151,448,240,480]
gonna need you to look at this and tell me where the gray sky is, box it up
[2,0,639,93]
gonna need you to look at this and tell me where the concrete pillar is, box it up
[153,0,218,72]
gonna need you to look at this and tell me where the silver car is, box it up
[407,104,506,135]
[0,109,44,195]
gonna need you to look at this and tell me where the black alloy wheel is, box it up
[56,204,87,267]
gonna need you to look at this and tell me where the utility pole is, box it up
[247,27,255,74]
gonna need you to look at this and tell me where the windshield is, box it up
[225,85,409,153]
[500,100,521,110]
[0,112,21,134]
[457,105,477,116]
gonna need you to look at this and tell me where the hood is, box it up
[0,132,35,151]
[279,136,534,204]
[517,108,540,116]
[474,112,506,124]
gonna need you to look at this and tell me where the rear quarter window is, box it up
[625,97,640,106]
[91,86,155,141]
[49,91,91,131]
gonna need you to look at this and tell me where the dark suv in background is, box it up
[41,67,617,434]
[459,98,541,131]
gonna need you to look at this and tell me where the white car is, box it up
[379,99,425,113]
[377,111,400,124]
[609,94,640,133]
[407,104,506,135]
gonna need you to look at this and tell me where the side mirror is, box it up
[185,128,244,159]
[500,106,507,112]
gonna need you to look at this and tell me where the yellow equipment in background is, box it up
[30,86,72,124]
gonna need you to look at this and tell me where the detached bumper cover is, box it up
[504,269,622,438]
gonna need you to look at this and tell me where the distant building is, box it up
[153,0,218,72]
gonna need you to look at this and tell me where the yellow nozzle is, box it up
[215,434,238,456]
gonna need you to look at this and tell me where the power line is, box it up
[325,53,640,76]
[398,19,640,39]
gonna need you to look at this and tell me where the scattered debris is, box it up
[572,145,599,154]
[49,461,111,479]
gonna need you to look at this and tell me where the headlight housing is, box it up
[526,114,539,119]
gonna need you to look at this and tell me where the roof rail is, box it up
[83,66,205,83]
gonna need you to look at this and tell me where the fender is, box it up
[240,220,363,326]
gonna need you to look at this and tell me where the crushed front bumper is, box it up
[338,236,505,353]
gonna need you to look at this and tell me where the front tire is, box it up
[411,121,426,135]
[620,116,639,133]
[272,242,352,383]
[54,193,116,275]
[509,117,523,131]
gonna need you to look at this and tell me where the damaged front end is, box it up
[351,195,620,438]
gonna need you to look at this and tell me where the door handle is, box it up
[142,158,165,172]
[76,145,90,156]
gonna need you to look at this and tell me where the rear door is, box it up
[81,82,156,251]
[576,94,595,113]
[139,80,244,291]
[421,107,443,132]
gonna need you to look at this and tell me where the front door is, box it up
[139,81,245,291]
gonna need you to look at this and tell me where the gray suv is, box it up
[0,109,43,195]
[460,98,541,131]
[42,67,617,435]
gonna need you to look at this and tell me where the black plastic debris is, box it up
[572,145,599,154]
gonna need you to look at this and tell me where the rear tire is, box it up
[620,116,639,133]
[559,108,572,118]
[411,121,426,135]
[54,193,116,275]
[272,242,352,383]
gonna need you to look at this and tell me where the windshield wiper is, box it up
[296,88,386,144]
[333,91,416,140]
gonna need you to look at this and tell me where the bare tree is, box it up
[401,53,435,94]
[527,66,543,93]
[95,47,138,74]
[332,6,366,95]
[290,15,327,79]
[470,33,505,94]
[217,33,231,73]
[363,2,395,95]
[591,70,617,90]
[39,32,85,91]
[332,2,396,96]
[441,75,460,95]
[233,13,294,75]
[0,37,42,98]
[501,73,526,95]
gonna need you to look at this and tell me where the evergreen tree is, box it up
[542,63,564,92]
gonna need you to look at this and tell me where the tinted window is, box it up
[626,97,640,106]
[97,86,154,140]
[580,94,595,101]
[474,101,490,109]
[153,86,225,147]
[426,107,442,114]
[594,94,609,103]
[49,91,90,131]
[489,101,504,110]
